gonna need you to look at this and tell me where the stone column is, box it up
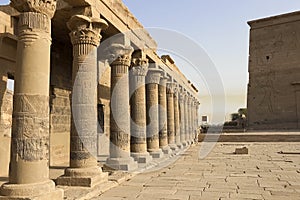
[106,42,138,171]
[179,90,187,147]
[184,92,191,145]
[0,1,63,199]
[166,82,178,151]
[56,15,108,187]
[129,52,152,163]
[191,97,196,143]
[195,100,200,142]
[188,95,193,144]
[158,75,172,154]
[146,68,164,158]
[174,84,182,149]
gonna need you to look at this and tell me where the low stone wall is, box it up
[198,132,300,142]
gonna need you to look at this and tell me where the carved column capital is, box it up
[179,92,186,104]
[166,82,176,94]
[105,43,134,66]
[146,68,162,84]
[173,83,180,98]
[68,15,108,47]
[159,75,168,87]
[187,94,192,105]
[130,58,149,76]
[11,0,57,18]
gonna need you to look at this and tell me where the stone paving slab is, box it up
[93,141,300,200]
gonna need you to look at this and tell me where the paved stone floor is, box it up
[94,142,300,200]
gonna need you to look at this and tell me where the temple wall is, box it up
[247,12,300,130]
[49,41,72,166]
[0,11,16,177]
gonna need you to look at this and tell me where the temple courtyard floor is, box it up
[1,132,300,199]
[95,136,300,199]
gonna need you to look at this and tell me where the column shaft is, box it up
[129,57,152,163]
[146,68,164,158]
[188,96,193,143]
[184,93,190,144]
[174,89,181,148]
[158,76,172,154]
[166,83,177,150]
[106,43,138,171]
[57,15,108,187]
[1,1,63,199]
[179,92,187,146]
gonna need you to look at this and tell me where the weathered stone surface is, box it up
[173,84,181,148]
[0,1,63,198]
[146,68,164,158]
[247,12,300,130]
[95,139,300,200]
[235,147,249,154]
[129,52,152,164]
[158,75,169,150]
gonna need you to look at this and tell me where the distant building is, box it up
[247,11,300,130]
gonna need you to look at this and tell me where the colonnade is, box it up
[0,2,199,198]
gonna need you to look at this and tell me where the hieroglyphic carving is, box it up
[12,95,49,161]
[68,15,107,165]
[110,131,129,150]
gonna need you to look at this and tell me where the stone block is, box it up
[49,132,70,167]
[56,173,108,187]
[131,152,153,163]
[149,149,164,159]
[105,157,138,171]
[0,136,10,177]
[235,147,248,155]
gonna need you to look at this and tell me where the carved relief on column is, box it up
[184,92,190,143]
[187,94,193,142]
[179,89,186,145]
[166,82,176,149]
[146,68,164,158]
[158,75,168,148]
[146,69,162,145]
[108,44,134,154]
[11,0,57,46]
[67,15,108,168]
[129,56,149,151]
[173,83,181,147]
[0,1,64,199]
[9,0,57,175]
[105,42,139,170]
[11,0,57,18]
[56,15,108,187]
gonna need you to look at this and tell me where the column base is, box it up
[177,143,184,149]
[131,152,153,163]
[105,157,138,171]
[182,141,188,147]
[148,149,164,159]
[169,144,179,151]
[160,145,172,155]
[56,166,108,187]
[0,180,63,200]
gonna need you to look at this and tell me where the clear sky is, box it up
[2,0,300,123]
[122,0,300,122]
